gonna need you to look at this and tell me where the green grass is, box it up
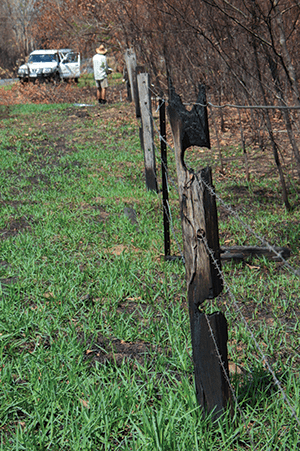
[78,72,120,89]
[0,101,299,450]
[78,73,94,88]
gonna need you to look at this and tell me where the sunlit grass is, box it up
[0,101,299,449]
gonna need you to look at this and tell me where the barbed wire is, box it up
[203,311,257,449]
[146,90,300,277]
[149,84,162,99]
[148,81,300,111]
[141,88,300,440]
[198,214,300,430]
[197,173,300,278]
[185,101,300,110]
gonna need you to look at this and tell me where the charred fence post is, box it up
[137,73,158,193]
[168,83,230,419]
[159,98,171,259]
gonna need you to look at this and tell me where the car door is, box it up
[59,52,80,79]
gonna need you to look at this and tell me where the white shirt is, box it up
[93,54,108,80]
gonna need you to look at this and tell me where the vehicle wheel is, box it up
[53,73,61,85]
[74,78,79,84]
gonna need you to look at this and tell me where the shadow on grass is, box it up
[232,365,289,409]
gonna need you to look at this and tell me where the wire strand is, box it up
[198,173,299,278]
[199,228,300,429]
[140,90,300,437]
[190,101,300,110]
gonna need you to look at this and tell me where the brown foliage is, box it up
[32,0,117,57]
[109,0,300,194]
[4,0,300,105]
[109,0,300,103]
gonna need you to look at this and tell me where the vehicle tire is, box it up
[53,73,61,85]
[74,78,79,84]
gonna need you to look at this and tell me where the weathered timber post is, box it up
[124,49,137,108]
[137,73,158,193]
[168,83,230,419]
[159,98,171,259]
[124,49,144,118]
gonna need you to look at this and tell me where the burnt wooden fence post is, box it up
[168,83,231,419]
[159,98,171,259]
[137,73,158,193]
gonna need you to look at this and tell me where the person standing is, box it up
[93,44,109,104]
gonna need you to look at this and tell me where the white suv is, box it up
[17,49,81,83]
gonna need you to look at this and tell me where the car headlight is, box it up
[18,68,28,74]
[43,68,54,74]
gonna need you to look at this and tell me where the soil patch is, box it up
[0,216,33,240]
[83,333,163,367]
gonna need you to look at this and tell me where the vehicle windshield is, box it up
[28,54,58,63]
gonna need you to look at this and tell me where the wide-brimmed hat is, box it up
[96,44,107,55]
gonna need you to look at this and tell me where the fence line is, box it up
[147,97,299,277]
[146,90,300,421]
[131,68,300,439]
